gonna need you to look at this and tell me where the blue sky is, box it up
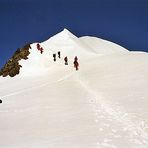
[0,0,148,68]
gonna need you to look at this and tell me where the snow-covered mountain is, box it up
[18,29,128,76]
[0,29,148,148]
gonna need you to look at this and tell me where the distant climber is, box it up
[74,62,79,71]
[53,54,56,61]
[58,51,61,58]
[64,56,68,65]
[36,43,44,54]
[74,60,79,70]
[0,99,2,104]
[74,56,79,70]
[37,43,40,50]
[40,47,43,54]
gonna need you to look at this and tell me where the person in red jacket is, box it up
[37,43,40,50]
[36,43,44,54]
[73,56,79,70]
[74,60,79,70]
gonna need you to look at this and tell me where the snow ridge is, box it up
[18,29,129,76]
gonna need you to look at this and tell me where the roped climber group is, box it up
[36,43,79,71]
[37,43,43,54]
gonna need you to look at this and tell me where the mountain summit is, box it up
[50,28,77,39]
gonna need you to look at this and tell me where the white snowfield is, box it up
[0,29,148,148]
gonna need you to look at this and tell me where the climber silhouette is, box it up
[74,56,79,70]
[40,47,43,54]
[53,54,56,61]
[58,51,61,58]
[37,43,40,50]
[64,56,68,65]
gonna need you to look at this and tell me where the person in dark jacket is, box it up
[40,47,43,54]
[58,51,61,58]
[53,54,56,61]
[64,56,68,65]
[0,99,2,104]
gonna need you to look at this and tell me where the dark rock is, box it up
[0,43,31,77]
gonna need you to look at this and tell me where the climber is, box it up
[64,56,68,65]
[58,51,61,58]
[74,60,79,70]
[36,43,40,50]
[40,47,43,54]
[73,56,79,70]
[53,54,56,61]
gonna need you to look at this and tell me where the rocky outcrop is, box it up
[0,44,31,77]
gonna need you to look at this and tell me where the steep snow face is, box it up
[19,29,128,76]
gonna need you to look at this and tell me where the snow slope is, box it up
[0,29,148,148]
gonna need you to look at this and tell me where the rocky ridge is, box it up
[0,44,31,77]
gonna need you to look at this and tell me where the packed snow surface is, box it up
[0,29,148,148]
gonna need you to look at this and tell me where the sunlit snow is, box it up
[0,29,148,148]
